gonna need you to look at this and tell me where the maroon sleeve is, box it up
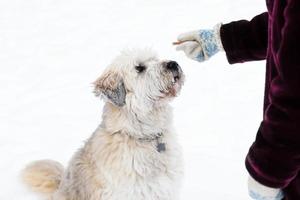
[220,12,268,64]
[246,0,300,189]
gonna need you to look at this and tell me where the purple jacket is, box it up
[220,0,300,199]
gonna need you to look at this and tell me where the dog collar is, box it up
[138,133,166,153]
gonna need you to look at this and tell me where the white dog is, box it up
[22,49,184,200]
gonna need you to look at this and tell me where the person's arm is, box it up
[246,1,300,189]
[175,13,268,64]
[175,24,224,62]
[220,12,268,64]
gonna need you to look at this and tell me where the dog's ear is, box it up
[93,70,126,107]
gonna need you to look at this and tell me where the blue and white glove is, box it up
[248,176,284,200]
[175,24,223,62]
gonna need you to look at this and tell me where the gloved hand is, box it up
[248,176,284,200]
[175,24,223,62]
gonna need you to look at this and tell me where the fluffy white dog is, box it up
[22,49,185,200]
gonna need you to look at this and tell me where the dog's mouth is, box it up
[172,70,181,84]
[160,71,184,98]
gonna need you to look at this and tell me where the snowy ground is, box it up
[0,0,268,199]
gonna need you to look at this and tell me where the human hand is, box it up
[248,176,284,200]
[174,24,223,62]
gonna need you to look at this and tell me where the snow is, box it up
[0,0,267,199]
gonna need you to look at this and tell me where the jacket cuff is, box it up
[219,23,240,64]
[246,154,297,188]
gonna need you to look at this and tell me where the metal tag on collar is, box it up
[157,142,166,152]
[156,133,166,153]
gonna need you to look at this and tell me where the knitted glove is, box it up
[175,24,223,62]
[248,176,284,200]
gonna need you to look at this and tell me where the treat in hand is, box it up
[175,24,223,62]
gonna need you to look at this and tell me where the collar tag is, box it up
[156,133,166,153]
[157,142,166,152]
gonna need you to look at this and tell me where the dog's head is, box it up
[94,49,184,110]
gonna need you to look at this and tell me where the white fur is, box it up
[22,49,184,200]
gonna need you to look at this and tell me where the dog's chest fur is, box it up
[58,104,183,200]
[88,129,182,200]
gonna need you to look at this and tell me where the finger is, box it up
[177,31,198,42]
[176,41,199,51]
[194,51,205,62]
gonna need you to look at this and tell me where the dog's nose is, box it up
[166,61,179,71]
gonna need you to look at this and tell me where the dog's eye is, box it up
[135,65,146,73]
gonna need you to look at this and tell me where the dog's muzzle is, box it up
[164,61,182,82]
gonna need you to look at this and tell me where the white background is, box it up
[0,0,267,199]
